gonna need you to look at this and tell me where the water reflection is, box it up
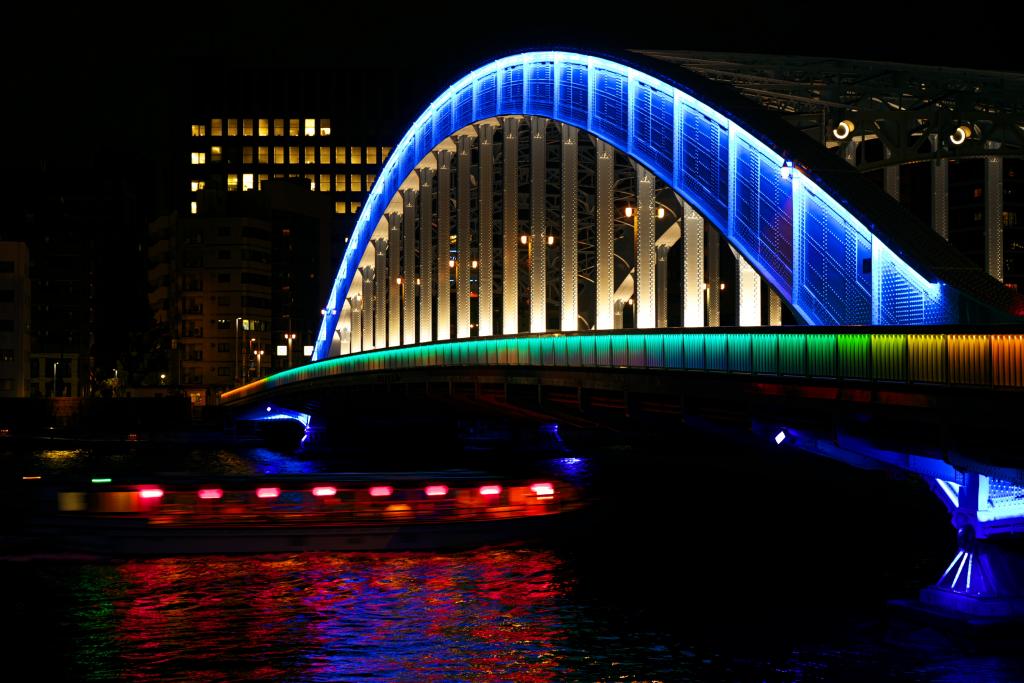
[82,549,567,682]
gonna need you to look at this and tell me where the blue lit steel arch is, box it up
[314,50,1017,360]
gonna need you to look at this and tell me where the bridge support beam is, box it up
[595,137,616,330]
[732,246,762,326]
[387,213,402,347]
[349,299,362,353]
[502,117,519,335]
[985,153,1004,282]
[769,289,782,326]
[361,266,374,351]
[402,189,417,345]
[372,239,386,348]
[456,135,473,339]
[656,244,669,328]
[682,202,704,328]
[635,163,656,329]
[884,152,900,201]
[561,123,579,332]
[931,148,949,241]
[436,150,453,340]
[530,116,547,334]
[478,123,495,337]
[418,169,434,343]
[705,226,721,327]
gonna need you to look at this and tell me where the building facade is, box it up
[0,242,30,398]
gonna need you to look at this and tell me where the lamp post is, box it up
[234,317,243,385]
[254,349,264,378]
[52,361,59,398]
[284,332,297,369]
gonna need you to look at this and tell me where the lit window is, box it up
[335,174,346,191]
[366,147,378,165]
[258,119,269,136]
[190,180,205,192]
[191,152,206,165]
[242,173,254,191]
[350,201,361,213]
[350,147,362,164]
[319,174,331,192]
[320,146,330,163]
[242,119,254,136]
[289,119,299,136]
[211,119,223,136]
[258,146,269,164]
[319,118,331,136]
[350,174,362,192]
[258,174,268,190]
[190,201,198,214]
[191,124,206,137]
[210,146,221,162]
[273,119,284,136]
[304,118,316,136]
[335,147,346,164]
[335,201,346,214]
[274,146,284,164]
[382,147,392,162]
[305,147,315,164]
[366,174,376,187]
[227,174,239,191]
[305,174,315,191]
[274,173,284,179]
[227,119,238,136]
[243,147,253,164]
[289,147,299,164]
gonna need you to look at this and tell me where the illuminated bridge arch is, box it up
[314,50,1018,360]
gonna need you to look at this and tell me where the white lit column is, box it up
[706,226,720,327]
[477,124,495,336]
[361,266,375,350]
[373,238,387,348]
[338,301,351,356]
[561,124,579,331]
[529,116,547,333]
[656,244,669,328]
[402,188,417,345]
[436,150,453,340]
[932,158,949,240]
[349,297,362,353]
[986,153,1004,282]
[682,202,704,327]
[387,212,402,346]
[418,168,434,342]
[768,289,782,327]
[613,299,624,330]
[456,135,473,339]
[731,247,761,326]
[502,117,520,335]
[595,136,615,330]
[634,163,656,329]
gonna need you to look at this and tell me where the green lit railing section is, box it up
[222,329,1024,404]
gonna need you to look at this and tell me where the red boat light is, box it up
[256,487,280,499]
[479,485,502,496]
[198,488,223,500]
[369,486,393,497]
[530,483,555,497]
[425,485,448,497]
[139,488,164,499]
[312,486,337,497]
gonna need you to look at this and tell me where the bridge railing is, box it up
[223,328,1024,403]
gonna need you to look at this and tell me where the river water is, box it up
[3,436,1022,681]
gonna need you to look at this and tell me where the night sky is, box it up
[5,8,1019,371]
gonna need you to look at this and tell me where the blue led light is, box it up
[774,430,786,445]
[313,51,956,359]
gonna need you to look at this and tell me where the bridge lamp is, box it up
[775,430,786,445]
[950,124,973,145]
[520,234,528,245]
[396,277,402,285]
[833,119,855,140]
[546,235,554,246]
[471,260,478,269]
[624,206,634,218]
[780,160,794,180]
[657,207,665,219]
[449,258,455,268]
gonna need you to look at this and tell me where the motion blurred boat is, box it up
[20,471,583,555]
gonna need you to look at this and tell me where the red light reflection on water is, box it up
[111,548,566,681]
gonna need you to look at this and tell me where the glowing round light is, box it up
[369,486,393,497]
[530,483,555,497]
[657,207,666,219]
[256,487,280,499]
[775,430,786,445]
[312,486,337,497]
[520,234,528,245]
[780,161,794,180]
[198,488,223,500]
[624,206,633,218]
[479,485,502,496]
[425,485,449,497]
[833,119,855,140]
[950,124,972,145]
[139,488,164,499]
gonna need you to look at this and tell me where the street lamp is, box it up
[284,333,297,369]
[254,349,265,378]
[52,362,59,397]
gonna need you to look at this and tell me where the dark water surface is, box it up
[4,439,1023,681]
